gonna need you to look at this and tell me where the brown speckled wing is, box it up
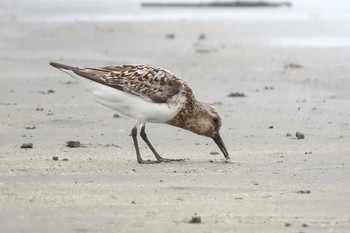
[72,65,184,103]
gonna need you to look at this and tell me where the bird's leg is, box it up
[140,124,183,162]
[130,125,157,164]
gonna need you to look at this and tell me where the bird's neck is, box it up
[167,97,206,136]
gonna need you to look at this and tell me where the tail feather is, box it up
[49,61,110,87]
[49,62,75,71]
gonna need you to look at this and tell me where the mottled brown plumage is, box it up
[50,63,184,103]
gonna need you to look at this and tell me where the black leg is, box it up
[140,124,183,162]
[131,125,157,164]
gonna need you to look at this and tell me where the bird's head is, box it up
[170,101,230,160]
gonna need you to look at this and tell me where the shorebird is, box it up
[50,62,230,163]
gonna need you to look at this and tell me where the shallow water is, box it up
[4,0,349,49]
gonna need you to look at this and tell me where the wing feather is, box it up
[50,63,186,103]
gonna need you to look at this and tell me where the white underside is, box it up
[63,70,179,123]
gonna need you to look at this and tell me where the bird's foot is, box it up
[137,157,184,164]
[157,158,184,163]
[138,159,161,164]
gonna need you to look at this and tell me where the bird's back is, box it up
[50,62,192,123]
[50,62,189,103]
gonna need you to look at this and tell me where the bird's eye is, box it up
[213,117,218,123]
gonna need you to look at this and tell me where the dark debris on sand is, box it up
[66,141,81,148]
[228,92,246,97]
[20,143,33,149]
[189,216,202,224]
[296,132,305,139]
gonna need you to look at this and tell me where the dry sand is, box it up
[0,0,350,232]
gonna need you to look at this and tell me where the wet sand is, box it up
[0,0,350,232]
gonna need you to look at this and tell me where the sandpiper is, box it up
[50,62,230,163]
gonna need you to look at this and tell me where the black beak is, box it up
[213,134,230,160]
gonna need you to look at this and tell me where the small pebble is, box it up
[228,92,245,97]
[166,33,175,39]
[285,63,303,69]
[62,158,69,161]
[296,132,305,139]
[20,143,33,149]
[199,33,206,40]
[296,190,311,194]
[66,141,81,148]
[52,156,59,161]
[264,86,274,90]
[210,151,219,155]
[189,216,201,224]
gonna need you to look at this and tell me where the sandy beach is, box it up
[0,0,349,232]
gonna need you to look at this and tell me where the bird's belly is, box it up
[64,72,180,123]
[90,82,178,123]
